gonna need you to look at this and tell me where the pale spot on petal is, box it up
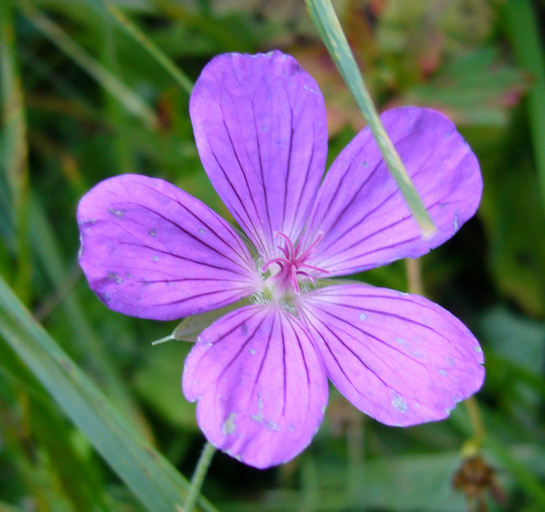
[108,272,123,284]
[222,413,237,435]
[251,395,263,422]
[392,394,408,413]
[266,421,280,431]
[108,207,124,217]
[453,210,460,233]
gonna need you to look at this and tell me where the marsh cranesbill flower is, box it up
[78,51,484,469]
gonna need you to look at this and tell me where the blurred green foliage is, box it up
[1,0,544,511]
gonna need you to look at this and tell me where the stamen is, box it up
[261,231,329,297]
[297,231,325,262]
[298,263,329,274]
[262,257,288,273]
[296,271,316,284]
[274,232,295,259]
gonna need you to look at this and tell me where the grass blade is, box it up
[101,0,194,94]
[0,0,31,303]
[504,0,545,210]
[20,0,159,130]
[304,0,436,237]
[29,196,150,436]
[0,273,219,512]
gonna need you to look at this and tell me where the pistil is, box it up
[262,231,329,298]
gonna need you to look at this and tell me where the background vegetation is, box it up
[1,0,544,511]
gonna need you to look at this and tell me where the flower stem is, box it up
[183,441,216,512]
[463,396,485,456]
[405,258,425,296]
[304,0,436,238]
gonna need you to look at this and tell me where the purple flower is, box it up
[78,51,484,469]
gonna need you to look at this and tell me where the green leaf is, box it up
[0,273,219,512]
[173,298,250,342]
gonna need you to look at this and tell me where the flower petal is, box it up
[183,304,328,468]
[304,107,482,276]
[298,284,484,426]
[190,51,328,258]
[77,174,260,320]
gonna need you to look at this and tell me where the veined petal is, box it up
[298,284,484,426]
[190,51,328,259]
[183,304,328,469]
[77,174,260,321]
[304,107,482,276]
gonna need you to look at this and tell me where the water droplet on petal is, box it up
[153,255,159,262]
[149,229,157,237]
[359,312,367,321]
[439,369,448,377]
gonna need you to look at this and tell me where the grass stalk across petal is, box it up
[304,0,436,237]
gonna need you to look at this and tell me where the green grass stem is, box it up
[20,0,159,130]
[505,0,545,211]
[0,0,32,304]
[0,273,219,512]
[101,1,194,95]
[305,0,436,237]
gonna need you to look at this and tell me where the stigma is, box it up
[262,231,329,298]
